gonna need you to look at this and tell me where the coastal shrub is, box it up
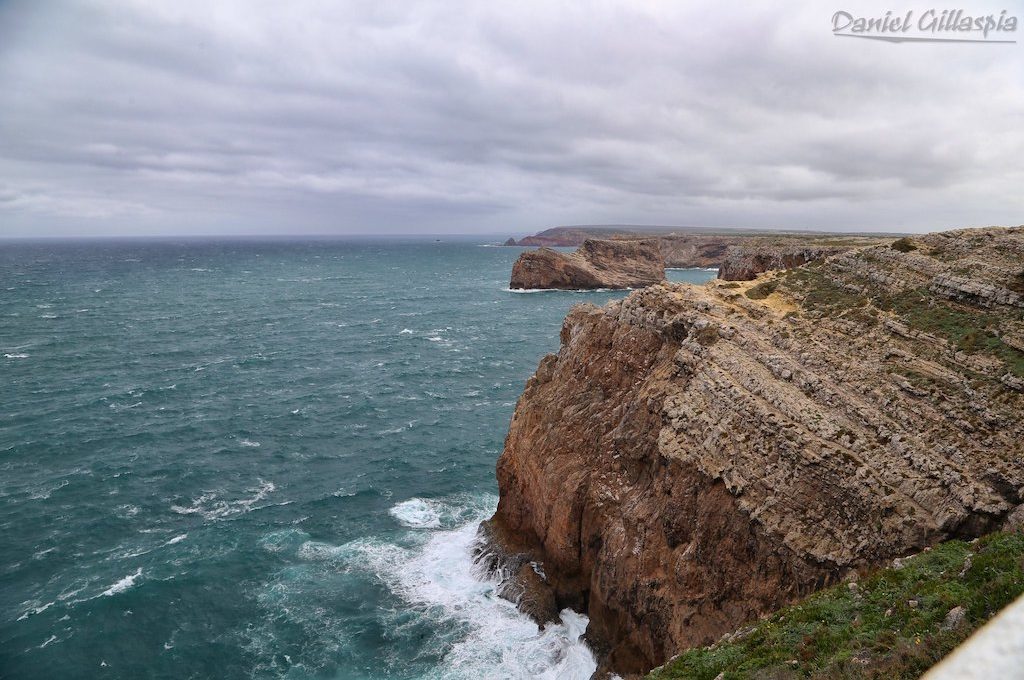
[891,238,918,253]
[745,280,778,300]
[803,284,865,313]
[843,306,878,327]
[777,271,1024,378]
[646,532,1024,680]
[806,288,868,313]
[877,290,1024,378]
[1009,270,1024,295]
[774,268,866,315]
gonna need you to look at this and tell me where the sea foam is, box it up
[389,497,442,528]
[364,496,597,678]
[170,480,276,520]
[504,287,625,294]
[251,495,596,678]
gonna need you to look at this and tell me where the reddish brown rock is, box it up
[509,239,665,290]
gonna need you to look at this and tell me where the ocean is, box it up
[0,239,715,679]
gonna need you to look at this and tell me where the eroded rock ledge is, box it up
[509,238,665,290]
[717,245,846,281]
[486,226,1024,676]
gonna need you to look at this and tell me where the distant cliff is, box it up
[507,226,892,270]
[484,226,1024,676]
[509,239,665,290]
[513,226,643,247]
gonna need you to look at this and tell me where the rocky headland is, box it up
[482,226,1024,676]
[509,238,665,290]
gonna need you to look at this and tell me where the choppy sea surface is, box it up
[0,239,715,679]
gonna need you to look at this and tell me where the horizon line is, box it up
[0,224,982,242]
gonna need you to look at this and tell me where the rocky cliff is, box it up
[509,238,665,290]
[485,226,1024,676]
[509,226,892,269]
[717,245,847,281]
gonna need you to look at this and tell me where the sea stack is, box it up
[509,238,665,290]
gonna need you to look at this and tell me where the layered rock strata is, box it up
[717,246,846,280]
[509,238,665,290]
[485,226,1024,675]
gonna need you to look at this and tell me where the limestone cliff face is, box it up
[487,226,1024,675]
[509,239,665,290]
[717,246,846,280]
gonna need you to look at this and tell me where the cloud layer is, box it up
[1,0,1022,236]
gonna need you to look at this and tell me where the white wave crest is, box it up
[30,479,69,500]
[17,600,55,621]
[115,504,140,519]
[170,480,276,520]
[102,567,142,597]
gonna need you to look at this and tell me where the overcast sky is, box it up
[0,1,1022,237]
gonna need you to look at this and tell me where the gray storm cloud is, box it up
[0,0,1021,236]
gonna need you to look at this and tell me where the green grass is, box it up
[774,267,1024,379]
[777,267,868,315]
[876,289,1024,378]
[647,532,1024,680]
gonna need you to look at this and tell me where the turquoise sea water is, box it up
[0,239,715,679]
